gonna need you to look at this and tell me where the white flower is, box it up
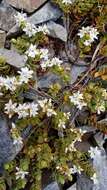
[14,12,27,27]
[4,99,17,118]
[16,103,29,119]
[18,67,33,83]
[25,44,40,58]
[90,27,99,41]
[70,165,83,174]
[62,0,74,4]
[29,102,38,117]
[78,26,99,46]
[40,57,63,70]
[5,76,19,91]
[37,24,49,35]
[64,112,71,120]
[38,99,56,117]
[16,167,29,180]
[13,136,23,146]
[47,108,57,117]
[96,102,106,114]
[6,101,39,119]
[40,60,50,70]
[58,119,66,129]
[11,122,16,129]
[38,98,49,109]
[91,173,98,184]
[78,26,90,38]
[69,91,87,110]
[50,57,63,67]
[23,22,37,37]
[88,147,101,159]
[40,48,49,60]
[84,40,92,46]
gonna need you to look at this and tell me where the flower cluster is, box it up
[25,44,48,59]
[78,26,99,46]
[40,57,63,70]
[5,98,57,119]
[5,100,38,119]
[0,67,33,94]
[14,12,49,37]
[69,91,87,110]
[25,44,63,70]
[38,98,57,117]
[14,12,27,27]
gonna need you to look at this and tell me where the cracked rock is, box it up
[5,0,47,13]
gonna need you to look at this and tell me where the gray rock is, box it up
[76,148,107,190]
[76,174,93,190]
[78,125,96,140]
[92,148,107,190]
[0,3,16,31]
[0,116,15,165]
[70,65,87,84]
[7,2,62,37]
[0,48,26,68]
[7,25,21,37]
[75,140,91,152]
[94,132,105,148]
[0,115,34,167]
[38,72,60,89]
[67,184,76,190]
[5,0,47,13]
[28,2,62,25]
[0,30,6,48]
[47,21,67,42]
[44,182,59,190]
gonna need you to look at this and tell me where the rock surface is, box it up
[0,3,16,31]
[70,65,87,84]
[5,0,47,13]
[0,116,33,166]
[76,174,93,190]
[44,182,59,190]
[28,2,62,25]
[0,116,15,165]
[7,1,62,38]
[47,21,67,42]
[38,72,60,89]
[0,48,26,68]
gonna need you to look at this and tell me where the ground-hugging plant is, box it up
[0,0,107,189]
